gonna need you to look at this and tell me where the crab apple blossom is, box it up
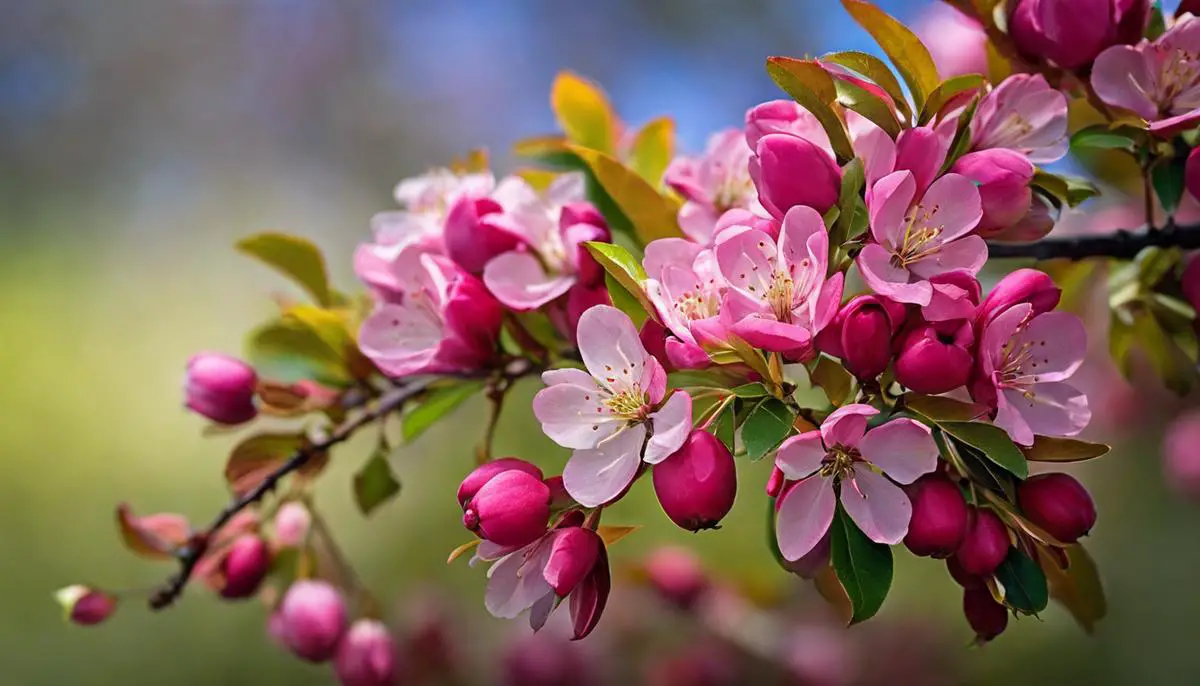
[1010,0,1150,71]
[643,238,728,369]
[443,195,522,274]
[461,468,552,548]
[55,585,118,626]
[1165,410,1200,498]
[962,586,1008,643]
[457,458,546,507]
[1018,473,1097,543]
[652,430,737,532]
[277,580,349,663]
[856,170,985,306]
[1092,14,1200,135]
[923,270,982,324]
[745,99,834,158]
[334,620,400,686]
[815,295,907,381]
[533,307,692,507]
[894,318,975,395]
[950,150,1035,236]
[971,303,1090,446]
[358,254,503,378]
[715,205,844,359]
[915,4,988,78]
[218,535,271,600]
[184,352,258,425]
[970,74,1069,165]
[664,129,758,245]
[773,405,939,561]
[954,508,1010,577]
[975,268,1062,331]
[903,474,970,558]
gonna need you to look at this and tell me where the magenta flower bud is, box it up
[750,133,841,217]
[456,458,544,508]
[278,580,348,662]
[745,99,810,147]
[816,295,904,380]
[766,466,786,498]
[1165,410,1200,499]
[55,585,118,626]
[1010,0,1149,70]
[893,321,974,394]
[444,195,521,274]
[544,526,602,597]
[652,430,737,531]
[643,546,710,609]
[463,469,551,547]
[950,150,1034,235]
[976,268,1062,329]
[639,318,675,373]
[274,502,311,548]
[954,508,1010,577]
[562,283,612,343]
[963,586,1008,643]
[946,556,984,589]
[563,223,612,288]
[1017,473,1096,543]
[220,535,271,599]
[903,474,970,558]
[1182,257,1200,315]
[185,352,257,425]
[334,619,399,686]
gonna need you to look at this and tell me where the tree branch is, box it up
[985,224,1200,261]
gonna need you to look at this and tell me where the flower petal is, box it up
[820,404,878,449]
[532,383,621,450]
[775,430,827,479]
[1091,45,1158,120]
[866,171,916,248]
[908,235,988,279]
[1002,382,1090,444]
[483,251,575,310]
[917,173,982,244]
[485,544,555,619]
[857,419,939,485]
[776,475,836,561]
[840,469,912,545]
[358,302,441,377]
[856,243,932,306]
[562,424,647,507]
[715,227,778,303]
[644,391,694,464]
[576,305,650,395]
[1014,311,1087,382]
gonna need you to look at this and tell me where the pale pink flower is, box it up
[774,405,939,561]
[664,129,760,245]
[971,303,1090,446]
[644,238,728,369]
[1092,15,1200,135]
[856,170,985,306]
[714,206,843,359]
[971,74,1069,164]
[532,306,692,507]
[915,4,989,78]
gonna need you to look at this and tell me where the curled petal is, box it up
[820,404,878,449]
[483,252,575,311]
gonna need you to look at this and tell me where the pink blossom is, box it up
[745,101,841,218]
[971,75,1069,164]
[950,149,1036,235]
[971,303,1090,446]
[714,205,844,359]
[1092,15,1200,135]
[184,352,258,426]
[664,129,759,245]
[532,306,692,507]
[915,4,988,78]
[774,405,939,561]
[358,254,503,378]
[894,319,975,394]
[856,171,985,306]
[644,238,728,368]
[1010,0,1150,70]
[814,295,907,381]
[745,100,834,156]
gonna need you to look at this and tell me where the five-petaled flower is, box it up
[1092,15,1200,135]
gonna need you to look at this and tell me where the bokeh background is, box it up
[5,0,1199,684]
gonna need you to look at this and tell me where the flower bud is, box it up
[903,474,970,558]
[457,458,544,508]
[893,321,974,394]
[463,469,551,547]
[444,195,521,274]
[562,216,611,288]
[751,133,841,217]
[1189,148,1200,204]
[817,295,904,380]
[562,283,612,343]
[184,352,257,425]
[274,502,311,548]
[544,526,603,597]
[334,619,399,686]
[916,4,988,78]
[963,586,1008,643]
[55,585,117,626]
[1165,410,1200,499]
[652,430,737,531]
[954,508,1010,576]
[278,580,348,663]
[1182,256,1200,316]
[945,556,984,589]
[220,535,271,600]
[976,268,1061,329]
[1017,473,1096,543]
[643,546,709,609]
[951,150,1034,235]
[639,318,674,373]
[1009,0,1149,71]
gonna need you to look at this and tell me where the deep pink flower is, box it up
[1011,0,1150,70]
[951,150,1035,235]
[923,270,982,323]
[664,129,759,245]
[444,195,522,274]
[644,238,728,368]
[358,254,503,378]
[532,306,692,507]
[745,100,834,156]
[904,473,970,557]
[334,620,399,686]
[457,458,545,507]
[218,535,271,600]
[1092,15,1200,135]
[856,171,985,305]
[278,581,348,663]
[894,319,975,394]
[774,405,939,561]
[971,74,1069,164]
[915,4,988,78]
[462,469,552,548]
[652,430,737,531]
[715,205,844,359]
[184,352,258,426]
[750,134,842,218]
[972,303,1090,446]
[975,268,1062,331]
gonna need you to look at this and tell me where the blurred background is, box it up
[6,0,1200,684]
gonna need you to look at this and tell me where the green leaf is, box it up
[605,273,649,327]
[712,400,738,453]
[1153,154,1188,215]
[731,383,769,398]
[841,0,940,111]
[952,439,1018,500]
[402,381,485,443]
[829,503,893,624]
[1147,3,1167,40]
[1070,124,1138,152]
[1030,169,1100,209]
[939,95,980,172]
[628,117,675,187]
[236,233,333,306]
[353,440,402,516]
[247,317,352,387]
[1110,306,1197,396]
[994,547,1049,615]
[939,421,1028,479]
[741,398,796,461]
[821,50,912,122]
[1040,544,1107,633]
[919,74,985,125]
[551,71,616,154]
[833,75,901,137]
[903,393,987,422]
[810,355,854,406]
[831,158,866,253]
[585,241,656,320]
[1022,436,1110,463]
[1063,175,1100,207]
[764,57,855,162]
[567,146,683,245]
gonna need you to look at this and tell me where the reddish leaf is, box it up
[115,504,191,560]
[224,433,308,497]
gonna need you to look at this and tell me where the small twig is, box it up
[986,224,1200,261]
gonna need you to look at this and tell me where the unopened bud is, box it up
[184,352,258,425]
[652,430,737,531]
[976,268,1061,330]
[274,502,312,548]
[278,580,348,663]
[963,586,1008,643]
[220,535,271,600]
[954,508,1010,576]
[334,619,399,686]
[463,469,551,547]
[894,321,973,394]
[643,546,709,609]
[1017,473,1096,543]
[457,458,544,508]
[55,585,117,626]
[904,474,970,558]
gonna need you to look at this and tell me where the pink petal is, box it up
[775,431,827,479]
[541,368,596,387]
[779,205,829,279]
[542,528,602,597]
[644,391,694,464]
[715,227,778,303]
[562,425,646,507]
[576,305,651,396]
[357,303,441,376]
[856,243,932,306]
[644,238,704,279]
[847,111,898,187]
[528,591,557,632]
[895,126,951,196]
[840,469,912,545]
[980,303,1033,378]
[1013,312,1087,383]
[1091,45,1158,120]
[994,389,1036,447]
[917,173,983,244]
[908,235,988,279]
[1149,110,1200,137]
[866,171,917,248]
[485,545,554,619]
[666,338,712,369]
[821,404,878,449]
[730,315,812,354]
[1003,382,1090,444]
[810,272,845,334]
[776,475,837,561]
[643,355,668,405]
[857,419,939,485]
[532,383,621,450]
[483,252,575,310]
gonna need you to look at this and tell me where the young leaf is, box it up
[353,442,401,516]
[903,393,987,422]
[551,71,616,154]
[731,383,769,398]
[628,117,675,187]
[833,76,901,137]
[1070,124,1138,152]
[1038,544,1107,633]
[821,50,912,122]
[939,95,980,172]
[741,398,796,461]
[810,355,854,406]
[939,421,1029,479]
[919,74,985,125]
[1022,436,1110,463]
[236,233,333,306]
[567,146,683,245]
[764,57,855,162]
[224,433,309,497]
[994,547,1049,614]
[403,381,484,443]
[712,400,738,452]
[115,505,190,560]
[829,503,894,625]
[584,241,656,318]
[605,273,648,327]
[247,317,352,387]
[841,0,940,111]
[1152,154,1188,215]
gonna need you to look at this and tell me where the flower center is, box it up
[986,111,1034,150]
[819,446,860,480]
[604,387,649,419]
[1157,46,1200,113]
[713,172,753,212]
[673,282,723,322]
[765,269,796,321]
[891,203,945,268]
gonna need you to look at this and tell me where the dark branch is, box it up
[986,224,1200,261]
